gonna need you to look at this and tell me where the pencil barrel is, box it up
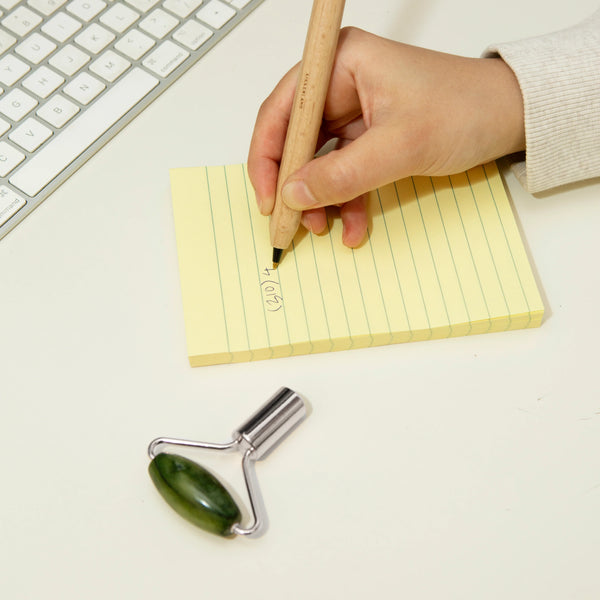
[270,0,346,251]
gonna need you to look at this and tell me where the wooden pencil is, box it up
[270,0,346,266]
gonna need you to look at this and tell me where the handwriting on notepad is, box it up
[260,267,284,312]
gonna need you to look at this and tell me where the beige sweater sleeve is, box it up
[484,9,600,193]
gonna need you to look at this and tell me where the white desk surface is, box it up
[2,1,599,598]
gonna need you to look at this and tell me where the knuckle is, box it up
[339,26,362,42]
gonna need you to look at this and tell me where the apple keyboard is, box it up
[0,0,264,240]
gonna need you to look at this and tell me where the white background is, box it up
[1,1,600,598]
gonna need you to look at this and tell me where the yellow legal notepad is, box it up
[170,163,544,367]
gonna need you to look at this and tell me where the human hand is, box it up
[248,27,525,247]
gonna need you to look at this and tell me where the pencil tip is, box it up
[272,247,283,267]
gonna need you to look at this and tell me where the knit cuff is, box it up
[484,10,600,193]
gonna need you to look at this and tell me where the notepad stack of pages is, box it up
[170,163,544,367]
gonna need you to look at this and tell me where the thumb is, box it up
[281,127,408,210]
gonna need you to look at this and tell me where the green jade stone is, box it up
[149,453,242,538]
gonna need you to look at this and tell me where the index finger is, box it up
[247,64,299,215]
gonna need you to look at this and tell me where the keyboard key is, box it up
[113,27,154,60]
[0,0,20,10]
[228,0,251,8]
[15,33,57,64]
[172,19,211,50]
[196,0,235,29]
[99,3,139,33]
[90,49,130,82]
[2,6,43,36]
[124,0,160,13]
[63,71,105,104]
[74,23,115,53]
[9,117,53,152]
[0,88,38,121]
[66,0,106,21]
[139,8,178,39]
[0,29,16,53]
[163,0,203,19]
[10,68,159,197]
[41,11,82,42]
[22,65,65,98]
[142,39,188,77]
[48,43,90,76]
[0,141,25,176]
[0,185,26,228]
[36,93,79,127]
[27,0,68,16]
[0,116,9,135]
[0,54,30,86]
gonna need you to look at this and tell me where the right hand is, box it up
[248,27,525,247]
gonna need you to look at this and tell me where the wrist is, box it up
[482,57,525,157]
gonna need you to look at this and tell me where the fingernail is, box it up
[282,180,317,209]
[302,211,320,234]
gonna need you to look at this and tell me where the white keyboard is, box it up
[0,0,264,240]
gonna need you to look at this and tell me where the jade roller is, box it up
[148,387,306,538]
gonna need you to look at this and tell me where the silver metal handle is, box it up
[232,386,306,460]
[147,387,307,537]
